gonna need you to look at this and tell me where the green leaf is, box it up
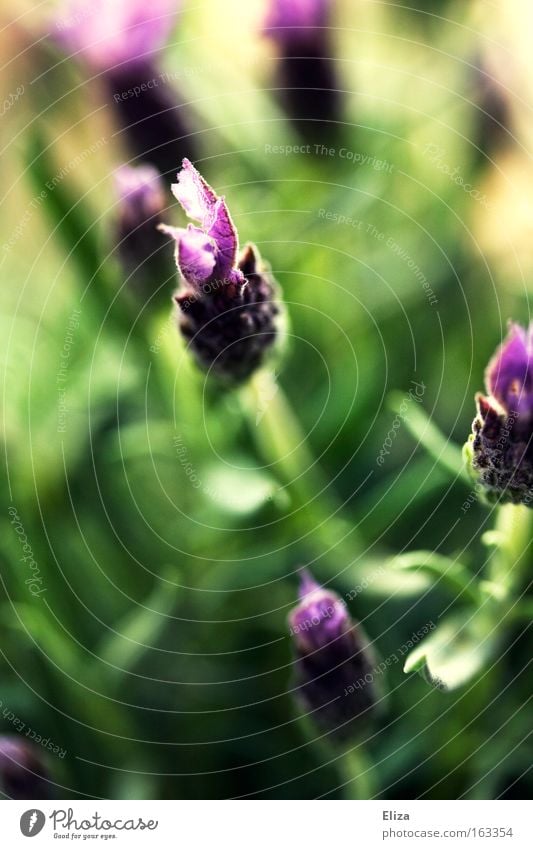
[202,461,288,515]
[345,558,433,598]
[24,128,108,292]
[24,127,130,342]
[359,455,449,540]
[9,604,135,747]
[388,392,470,484]
[97,570,178,675]
[390,550,481,604]
[404,612,497,692]
[6,602,83,676]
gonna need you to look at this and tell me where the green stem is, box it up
[389,392,470,485]
[241,369,363,566]
[391,550,482,606]
[338,743,377,799]
[478,503,533,640]
[296,712,375,799]
[487,503,532,598]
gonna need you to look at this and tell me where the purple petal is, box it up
[157,222,183,260]
[157,223,182,241]
[298,568,321,599]
[171,159,239,281]
[177,226,216,287]
[290,572,351,654]
[171,159,218,227]
[159,223,216,287]
[209,198,239,280]
[52,0,180,71]
[485,322,533,416]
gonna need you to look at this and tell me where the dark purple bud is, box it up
[0,736,51,799]
[263,0,342,142]
[159,160,282,383]
[485,323,533,417]
[288,571,379,739]
[115,164,165,234]
[467,322,533,505]
[51,0,196,173]
[114,164,170,299]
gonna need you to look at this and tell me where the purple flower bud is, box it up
[263,0,342,142]
[51,0,195,174]
[114,165,169,298]
[288,571,379,738]
[0,736,50,799]
[467,322,533,505]
[115,164,166,230]
[485,323,533,417]
[159,160,282,383]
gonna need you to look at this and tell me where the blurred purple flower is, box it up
[263,0,341,141]
[290,570,351,652]
[468,321,533,505]
[113,165,170,300]
[51,0,195,175]
[115,164,166,227]
[53,0,179,72]
[264,0,329,45]
[159,160,282,383]
[0,736,50,799]
[288,570,378,738]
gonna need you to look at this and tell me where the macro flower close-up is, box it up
[160,159,282,382]
[0,0,532,830]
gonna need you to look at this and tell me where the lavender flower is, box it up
[159,160,282,383]
[288,571,378,738]
[115,165,166,238]
[263,0,342,142]
[0,736,50,799]
[465,322,533,505]
[52,0,194,174]
[114,165,169,300]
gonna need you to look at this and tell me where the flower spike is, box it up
[288,570,379,738]
[465,320,533,506]
[159,161,283,383]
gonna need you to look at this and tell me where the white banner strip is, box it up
[1,800,532,847]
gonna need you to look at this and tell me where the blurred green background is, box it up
[0,0,531,799]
